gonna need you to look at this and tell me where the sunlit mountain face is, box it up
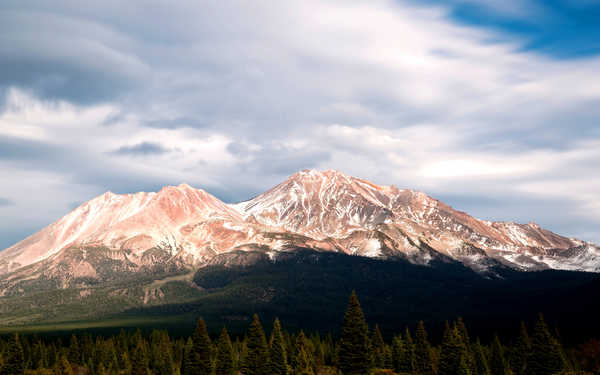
[2,169,598,285]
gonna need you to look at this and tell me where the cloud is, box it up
[0,197,13,206]
[112,142,171,156]
[0,0,599,246]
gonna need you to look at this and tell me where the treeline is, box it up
[1,292,600,375]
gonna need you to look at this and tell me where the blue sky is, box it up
[434,0,600,58]
[421,0,600,59]
[0,0,599,248]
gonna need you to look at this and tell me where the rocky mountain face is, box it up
[1,169,599,296]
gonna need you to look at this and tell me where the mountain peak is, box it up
[291,168,351,181]
[1,170,599,279]
[159,183,196,193]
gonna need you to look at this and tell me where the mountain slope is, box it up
[0,184,245,275]
[1,169,599,290]
[1,169,600,327]
[233,169,600,272]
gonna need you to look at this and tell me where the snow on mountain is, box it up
[232,169,600,272]
[232,169,399,239]
[1,169,599,281]
[0,184,247,274]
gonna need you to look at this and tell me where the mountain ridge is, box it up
[1,169,599,284]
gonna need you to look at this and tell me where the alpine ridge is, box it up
[1,169,599,289]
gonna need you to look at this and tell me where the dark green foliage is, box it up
[398,328,416,373]
[216,327,235,375]
[67,335,80,365]
[180,337,193,375]
[414,321,434,375]
[54,355,74,375]
[439,323,472,375]
[509,323,530,375]
[97,363,108,375]
[338,291,371,375]
[243,314,270,375]
[269,318,288,375]
[472,339,490,375]
[6,248,600,347]
[294,332,314,375]
[30,340,46,369]
[150,330,175,375]
[457,317,476,374]
[439,322,455,375]
[489,335,511,375]
[0,292,599,375]
[0,333,24,375]
[183,318,213,375]
[371,324,386,369]
[391,335,404,372]
[130,339,149,375]
[526,314,567,375]
[117,349,131,374]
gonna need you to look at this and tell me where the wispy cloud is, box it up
[0,197,13,206]
[112,142,171,156]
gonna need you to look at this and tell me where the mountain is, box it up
[234,169,600,272]
[1,169,600,326]
[1,169,599,279]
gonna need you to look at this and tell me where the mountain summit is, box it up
[1,169,599,285]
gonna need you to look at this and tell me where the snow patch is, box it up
[363,238,382,257]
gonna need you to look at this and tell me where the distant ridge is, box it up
[1,169,599,284]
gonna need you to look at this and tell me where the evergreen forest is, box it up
[1,292,599,375]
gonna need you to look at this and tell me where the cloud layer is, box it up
[1,0,599,248]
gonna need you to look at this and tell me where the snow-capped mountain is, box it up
[1,169,599,285]
[233,169,600,272]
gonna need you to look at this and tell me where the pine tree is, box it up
[294,332,314,375]
[439,323,457,375]
[67,335,80,365]
[30,340,46,369]
[131,339,149,375]
[183,318,213,375]
[154,332,175,375]
[472,339,490,375]
[270,318,288,375]
[244,314,270,375]
[0,333,24,375]
[216,326,235,375]
[439,323,472,375]
[118,350,132,374]
[509,322,530,375]
[384,344,393,370]
[438,322,456,375]
[399,328,416,374]
[19,336,31,372]
[489,335,511,375]
[392,335,404,372]
[55,355,75,375]
[97,363,108,375]
[457,354,473,375]
[414,321,434,375]
[338,291,371,375]
[86,358,95,375]
[312,333,325,369]
[525,314,566,375]
[371,324,386,369]
[457,318,476,374]
[181,337,193,375]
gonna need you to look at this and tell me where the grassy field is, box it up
[0,314,198,336]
